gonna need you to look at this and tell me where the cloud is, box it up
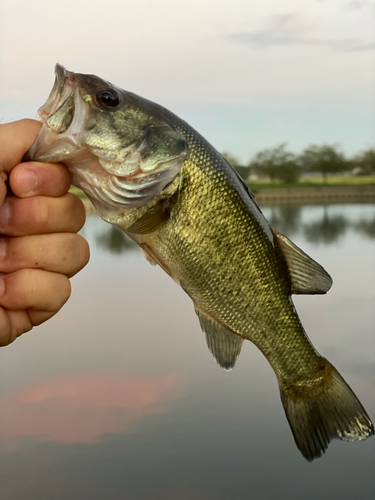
[226,13,375,52]
[0,372,180,443]
[344,1,375,10]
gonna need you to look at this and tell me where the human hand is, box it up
[0,119,90,346]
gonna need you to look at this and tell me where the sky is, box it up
[0,0,374,163]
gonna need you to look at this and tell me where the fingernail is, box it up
[0,239,6,261]
[0,278,5,297]
[0,202,10,228]
[18,168,38,195]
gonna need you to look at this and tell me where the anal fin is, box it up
[195,309,244,371]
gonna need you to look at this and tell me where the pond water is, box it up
[1,203,374,500]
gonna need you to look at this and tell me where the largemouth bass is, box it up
[25,65,374,461]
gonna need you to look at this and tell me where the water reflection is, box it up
[356,216,375,240]
[92,205,375,256]
[262,203,375,243]
[96,225,137,254]
[1,203,374,500]
[304,209,348,245]
[267,205,302,235]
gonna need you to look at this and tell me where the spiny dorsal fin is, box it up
[127,191,178,235]
[274,230,333,295]
[195,309,244,371]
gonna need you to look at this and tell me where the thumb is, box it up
[0,120,42,174]
[0,119,43,205]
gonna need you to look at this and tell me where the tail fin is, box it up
[279,358,374,461]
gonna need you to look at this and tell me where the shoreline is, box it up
[81,184,375,214]
[253,184,375,205]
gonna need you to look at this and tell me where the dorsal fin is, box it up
[195,309,244,371]
[273,230,333,295]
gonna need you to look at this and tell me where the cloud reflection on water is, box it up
[0,373,180,444]
[0,203,374,500]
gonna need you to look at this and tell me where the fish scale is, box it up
[25,64,374,461]
[144,125,320,381]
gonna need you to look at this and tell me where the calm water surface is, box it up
[1,203,374,500]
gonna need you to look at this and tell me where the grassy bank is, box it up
[247,176,375,193]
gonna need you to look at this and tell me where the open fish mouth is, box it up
[37,64,77,124]
[25,64,90,163]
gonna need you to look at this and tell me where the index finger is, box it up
[0,119,42,173]
[9,162,72,198]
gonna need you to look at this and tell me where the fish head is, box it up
[26,64,189,217]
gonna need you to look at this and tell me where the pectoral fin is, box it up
[128,191,178,235]
[127,201,169,234]
[195,309,244,370]
[274,230,333,295]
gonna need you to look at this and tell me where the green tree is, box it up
[299,145,348,181]
[249,143,301,183]
[222,151,251,179]
[352,148,375,175]
[222,151,240,168]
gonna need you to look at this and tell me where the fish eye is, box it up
[96,89,121,108]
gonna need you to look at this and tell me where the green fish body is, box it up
[26,65,374,460]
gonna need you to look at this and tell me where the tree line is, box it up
[223,144,375,182]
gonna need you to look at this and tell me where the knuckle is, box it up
[45,274,71,312]
[56,275,71,309]
[6,269,71,313]
[63,193,86,231]
[0,270,30,309]
[34,197,51,229]
[66,234,90,276]
[77,234,90,266]
[71,195,87,229]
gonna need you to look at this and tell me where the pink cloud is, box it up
[0,372,180,443]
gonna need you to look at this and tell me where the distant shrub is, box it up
[299,145,348,181]
[249,144,301,183]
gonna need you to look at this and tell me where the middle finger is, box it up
[0,233,90,278]
[0,193,86,236]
